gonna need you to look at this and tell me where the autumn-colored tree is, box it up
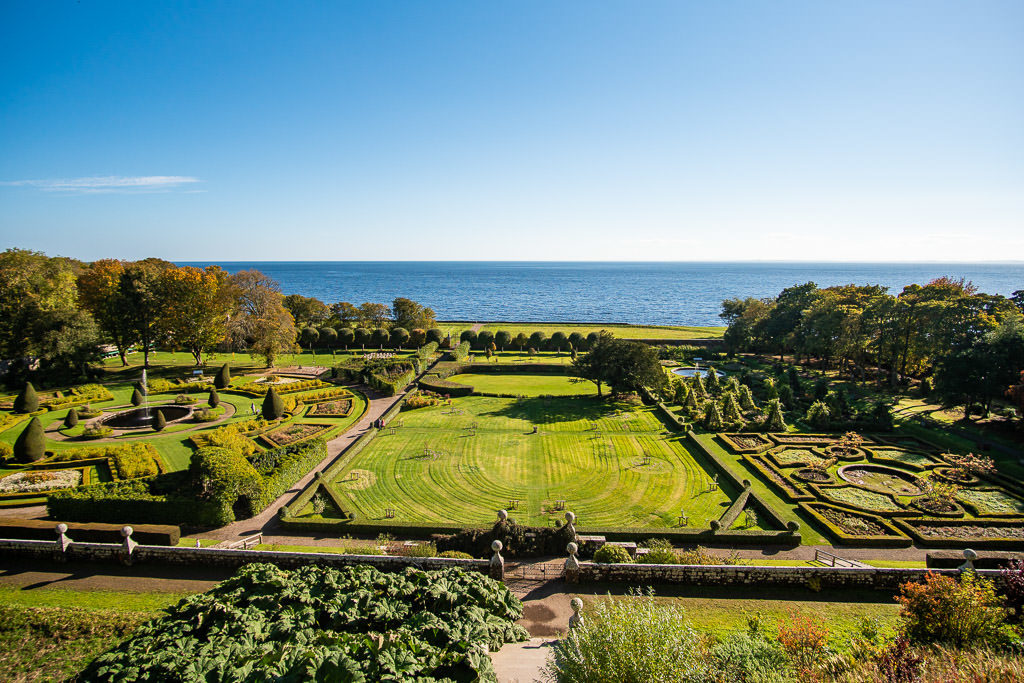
[119,258,175,368]
[358,302,391,329]
[161,265,232,366]
[226,270,297,368]
[78,259,136,366]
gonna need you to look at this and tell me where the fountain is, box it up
[141,368,149,419]
[102,405,192,429]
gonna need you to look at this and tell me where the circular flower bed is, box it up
[793,468,831,483]
[910,497,964,517]
[837,464,925,496]
[0,469,81,493]
[933,467,980,486]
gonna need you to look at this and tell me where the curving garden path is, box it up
[195,384,411,543]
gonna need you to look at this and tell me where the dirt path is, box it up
[195,385,409,542]
[469,323,484,332]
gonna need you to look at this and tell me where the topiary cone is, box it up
[14,417,45,463]
[215,363,231,389]
[262,387,285,420]
[152,409,166,432]
[208,387,220,408]
[14,382,39,414]
[131,387,144,407]
[64,408,79,428]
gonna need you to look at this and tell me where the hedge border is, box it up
[894,517,1024,550]
[718,432,774,454]
[954,487,1024,519]
[797,501,912,548]
[807,483,918,518]
[740,454,814,502]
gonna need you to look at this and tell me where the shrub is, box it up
[191,424,260,457]
[706,631,791,682]
[806,400,831,429]
[777,612,830,673]
[131,387,144,407]
[64,408,79,428]
[208,388,220,408]
[638,549,679,564]
[13,417,45,463]
[763,399,787,432]
[450,340,471,362]
[676,546,739,566]
[152,409,166,432]
[594,544,632,564]
[189,446,263,522]
[13,382,39,413]
[0,441,12,461]
[214,363,231,389]
[896,572,1011,647]
[193,408,220,423]
[401,542,439,558]
[439,550,474,559]
[262,387,285,420]
[543,591,701,683]
[82,425,113,439]
[1001,560,1024,624]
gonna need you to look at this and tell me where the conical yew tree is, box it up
[262,387,285,420]
[14,382,39,414]
[14,417,45,463]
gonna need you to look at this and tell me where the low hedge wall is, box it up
[685,432,790,531]
[717,491,751,528]
[250,440,328,512]
[419,376,473,396]
[47,477,226,528]
[739,454,814,502]
[0,518,180,545]
[797,501,912,548]
[893,518,1024,550]
[416,341,439,360]
[448,340,470,362]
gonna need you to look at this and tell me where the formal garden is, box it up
[0,364,368,515]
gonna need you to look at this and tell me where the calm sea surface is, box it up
[177,262,1024,327]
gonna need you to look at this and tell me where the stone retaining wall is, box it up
[0,538,489,574]
[578,561,1005,589]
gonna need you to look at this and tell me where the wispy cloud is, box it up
[0,175,202,193]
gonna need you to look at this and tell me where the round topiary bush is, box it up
[208,388,220,408]
[64,408,79,428]
[153,409,166,432]
[262,387,285,420]
[787,521,800,533]
[14,417,45,463]
[709,519,722,532]
[13,382,39,414]
[594,544,632,564]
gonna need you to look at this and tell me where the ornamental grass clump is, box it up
[543,590,706,683]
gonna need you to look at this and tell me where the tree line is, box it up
[0,249,441,384]
[720,277,1024,419]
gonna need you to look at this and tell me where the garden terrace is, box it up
[291,395,741,530]
[711,431,1024,548]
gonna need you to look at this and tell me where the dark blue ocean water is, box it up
[177,262,1024,327]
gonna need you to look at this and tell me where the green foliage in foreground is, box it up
[80,563,528,681]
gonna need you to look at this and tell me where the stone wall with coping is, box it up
[0,538,490,574]
[578,561,1006,589]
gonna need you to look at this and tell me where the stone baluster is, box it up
[564,542,580,584]
[489,540,504,582]
[568,597,585,630]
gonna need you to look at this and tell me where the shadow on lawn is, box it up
[478,395,642,425]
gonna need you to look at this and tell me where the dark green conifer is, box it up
[14,417,45,463]
[153,409,166,431]
[262,387,285,420]
[14,382,39,414]
[64,408,79,428]
[215,364,232,389]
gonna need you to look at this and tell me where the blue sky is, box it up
[1,1,1021,262]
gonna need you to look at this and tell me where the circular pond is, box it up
[101,405,192,429]
[837,464,925,496]
[671,367,725,378]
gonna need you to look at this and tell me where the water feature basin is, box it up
[101,405,192,429]
[671,367,725,378]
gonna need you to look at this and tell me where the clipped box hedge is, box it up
[419,376,473,396]
[894,518,1024,550]
[797,501,912,548]
[0,518,180,546]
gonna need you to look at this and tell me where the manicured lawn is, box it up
[446,373,596,397]
[329,395,735,528]
[458,322,726,339]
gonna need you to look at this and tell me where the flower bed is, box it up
[957,488,1024,516]
[768,434,835,445]
[0,469,81,493]
[901,519,1024,541]
[768,447,825,467]
[262,422,332,447]
[718,433,773,453]
[866,448,937,469]
[792,468,831,483]
[307,399,353,417]
[741,455,813,501]
[234,379,331,396]
[817,485,905,513]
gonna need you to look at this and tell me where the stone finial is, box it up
[564,542,580,583]
[564,511,577,539]
[497,509,508,522]
[959,548,978,573]
[54,523,71,557]
[742,479,752,490]
[569,597,585,630]
[120,525,138,564]
[489,539,505,582]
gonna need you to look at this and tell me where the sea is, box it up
[177,262,1024,328]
